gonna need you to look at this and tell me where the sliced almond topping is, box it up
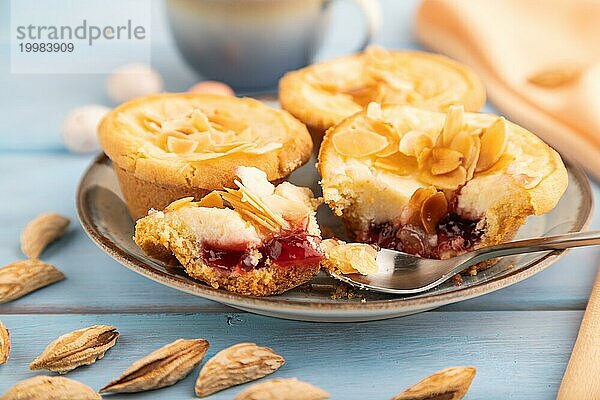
[235,181,289,229]
[219,179,290,234]
[332,129,389,158]
[476,117,507,172]
[417,147,433,170]
[166,136,199,154]
[197,192,225,208]
[370,120,400,157]
[166,197,196,212]
[245,142,283,155]
[374,153,418,175]
[400,187,438,227]
[430,148,463,175]
[236,127,255,142]
[448,130,480,180]
[448,130,474,161]
[161,116,195,135]
[375,70,415,91]
[143,119,161,133]
[463,135,481,181]
[366,101,383,119]
[440,105,465,147]
[210,113,248,133]
[141,109,163,127]
[325,241,378,275]
[211,141,251,152]
[399,130,433,157]
[185,132,212,148]
[420,192,448,234]
[190,109,211,131]
[419,165,467,190]
[236,208,280,232]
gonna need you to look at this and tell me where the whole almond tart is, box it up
[318,103,568,272]
[98,93,313,219]
[134,167,323,296]
[279,46,486,145]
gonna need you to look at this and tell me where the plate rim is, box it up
[76,153,594,316]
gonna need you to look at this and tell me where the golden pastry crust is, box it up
[279,47,486,140]
[135,212,320,296]
[98,93,312,218]
[318,104,568,268]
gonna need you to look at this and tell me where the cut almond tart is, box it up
[318,103,568,272]
[134,167,324,296]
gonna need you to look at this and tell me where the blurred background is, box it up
[0,0,418,152]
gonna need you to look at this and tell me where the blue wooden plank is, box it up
[0,154,598,314]
[0,311,582,399]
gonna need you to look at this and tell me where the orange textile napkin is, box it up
[415,0,600,180]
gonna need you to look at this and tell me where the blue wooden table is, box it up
[1,1,598,398]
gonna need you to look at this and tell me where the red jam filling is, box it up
[201,234,323,273]
[360,213,483,259]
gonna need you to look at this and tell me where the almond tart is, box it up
[98,93,313,219]
[279,46,485,144]
[134,167,323,296]
[318,103,568,271]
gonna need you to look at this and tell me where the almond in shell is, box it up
[20,212,70,259]
[100,338,209,393]
[0,259,64,304]
[0,376,101,400]
[390,366,476,400]
[30,325,119,373]
[235,378,330,400]
[0,320,9,365]
[195,342,285,397]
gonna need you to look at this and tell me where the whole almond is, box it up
[235,378,329,400]
[195,342,285,397]
[0,259,64,304]
[1,375,101,400]
[0,320,9,364]
[101,338,209,393]
[390,366,476,400]
[20,212,70,259]
[30,325,119,373]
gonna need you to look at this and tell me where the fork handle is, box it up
[466,230,600,265]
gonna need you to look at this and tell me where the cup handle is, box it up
[347,0,382,51]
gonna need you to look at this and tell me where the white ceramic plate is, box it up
[77,154,592,322]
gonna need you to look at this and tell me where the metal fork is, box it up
[327,230,600,294]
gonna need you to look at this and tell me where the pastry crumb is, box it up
[330,283,365,301]
[451,274,463,286]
